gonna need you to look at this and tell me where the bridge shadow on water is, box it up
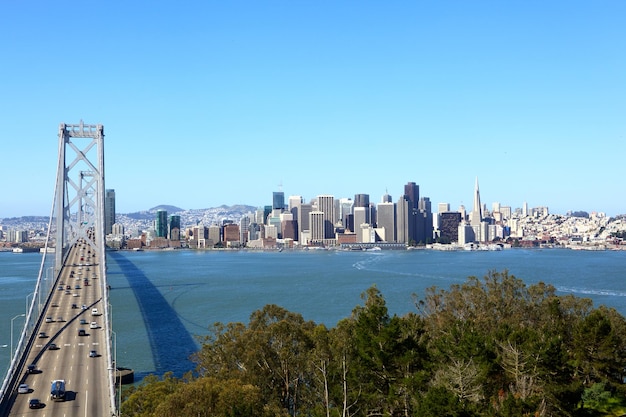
[107,251,198,379]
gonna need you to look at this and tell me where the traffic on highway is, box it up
[7,239,112,416]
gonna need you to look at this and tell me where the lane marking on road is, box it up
[84,389,89,417]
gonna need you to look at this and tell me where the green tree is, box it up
[121,372,180,417]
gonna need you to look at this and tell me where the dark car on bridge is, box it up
[29,398,44,409]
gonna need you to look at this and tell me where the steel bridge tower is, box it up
[54,121,106,273]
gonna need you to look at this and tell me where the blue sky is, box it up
[1,1,624,218]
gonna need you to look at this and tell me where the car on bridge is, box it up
[48,343,59,350]
[18,384,29,394]
[50,379,66,401]
[28,398,44,409]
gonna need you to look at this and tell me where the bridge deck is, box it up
[6,240,112,416]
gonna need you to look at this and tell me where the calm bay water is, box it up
[2,248,626,381]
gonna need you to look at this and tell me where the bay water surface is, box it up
[2,248,626,381]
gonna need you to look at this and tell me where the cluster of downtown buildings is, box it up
[103,179,549,250]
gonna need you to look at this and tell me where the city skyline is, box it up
[1,2,625,218]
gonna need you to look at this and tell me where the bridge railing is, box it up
[0,238,56,404]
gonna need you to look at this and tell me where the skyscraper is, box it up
[299,203,312,242]
[309,211,325,243]
[169,215,181,241]
[104,189,116,235]
[398,182,432,244]
[354,193,371,225]
[377,201,396,242]
[155,209,168,238]
[469,177,483,226]
[273,191,285,211]
[317,195,335,239]
[404,182,419,208]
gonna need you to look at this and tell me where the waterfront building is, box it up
[208,225,220,244]
[354,193,370,224]
[104,189,116,235]
[419,197,434,243]
[317,195,335,239]
[360,223,375,243]
[309,211,325,243]
[169,215,181,241]
[155,210,168,238]
[299,203,312,242]
[354,206,368,233]
[396,197,410,244]
[288,196,302,240]
[458,223,475,244]
[239,215,250,244]
[223,223,240,246]
[377,201,396,242]
[439,212,462,243]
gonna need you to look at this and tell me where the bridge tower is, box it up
[54,121,106,273]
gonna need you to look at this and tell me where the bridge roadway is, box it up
[7,240,111,416]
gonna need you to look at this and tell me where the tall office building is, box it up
[419,197,434,243]
[288,196,302,217]
[404,182,419,207]
[398,182,433,244]
[169,215,181,241]
[155,209,168,238]
[377,201,396,242]
[273,191,285,211]
[208,225,221,244]
[439,212,462,242]
[353,206,367,231]
[288,196,302,241]
[469,177,483,226]
[299,203,312,242]
[239,215,251,244]
[354,194,370,209]
[396,197,410,244]
[398,182,419,244]
[381,191,392,203]
[317,195,335,239]
[354,193,371,225]
[309,211,325,243]
[104,189,116,235]
[339,198,353,229]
